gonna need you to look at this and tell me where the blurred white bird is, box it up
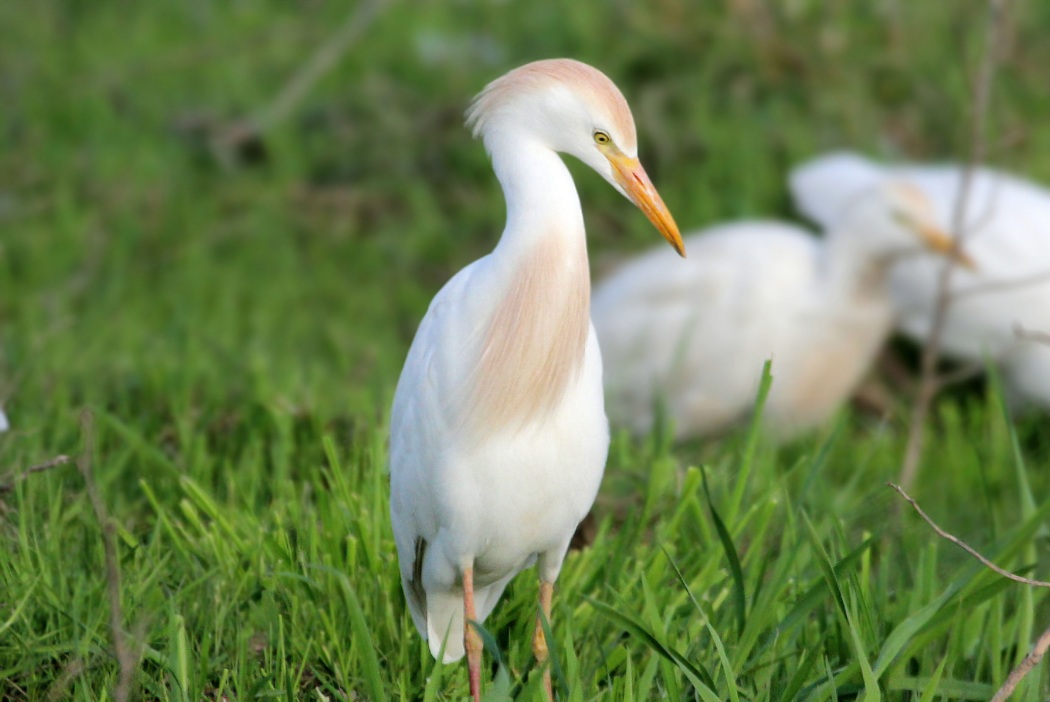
[0,407,7,432]
[593,183,971,441]
[389,59,684,701]
[791,151,1050,410]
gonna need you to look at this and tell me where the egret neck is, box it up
[464,135,591,439]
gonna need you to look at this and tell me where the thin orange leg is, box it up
[533,581,554,701]
[463,567,482,702]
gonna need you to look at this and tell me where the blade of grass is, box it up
[587,597,720,699]
[701,467,747,636]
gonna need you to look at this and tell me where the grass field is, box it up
[2,1,1050,699]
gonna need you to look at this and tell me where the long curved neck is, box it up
[490,135,587,257]
[460,133,592,437]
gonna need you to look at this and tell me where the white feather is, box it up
[594,183,960,440]
[791,151,1050,410]
[388,60,680,665]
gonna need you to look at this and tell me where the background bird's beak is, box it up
[918,223,978,270]
[608,152,686,257]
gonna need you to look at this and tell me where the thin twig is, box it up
[896,471,1050,699]
[77,410,139,702]
[990,624,1050,702]
[952,268,1050,301]
[898,0,1008,489]
[1014,324,1050,345]
[250,0,388,134]
[204,0,390,167]
[931,361,986,393]
[0,454,71,494]
[891,482,1050,702]
[888,482,1050,587]
[46,659,86,702]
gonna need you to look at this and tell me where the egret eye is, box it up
[593,131,611,145]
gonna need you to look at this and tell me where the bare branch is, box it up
[207,0,390,166]
[952,268,1050,301]
[991,623,1050,702]
[891,472,1050,699]
[252,0,388,133]
[76,410,139,702]
[1014,324,1050,346]
[46,659,86,702]
[0,455,72,494]
[889,482,1050,587]
[898,0,1009,489]
[932,361,986,392]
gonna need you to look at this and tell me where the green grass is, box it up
[2,1,1050,699]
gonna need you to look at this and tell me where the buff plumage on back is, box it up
[466,58,637,153]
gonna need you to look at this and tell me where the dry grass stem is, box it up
[0,454,71,494]
[953,268,1050,301]
[898,0,1009,489]
[1014,324,1050,345]
[252,0,389,133]
[990,624,1050,702]
[46,659,87,702]
[888,482,1050,587]
[76,411,139,702]
[890,480,1050,701]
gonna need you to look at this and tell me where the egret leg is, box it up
[463,566,483,702]
[533,580,554,701]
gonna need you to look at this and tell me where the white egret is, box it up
[791,151,1050,409]
[389,59,684,701]
[593,183,971,441]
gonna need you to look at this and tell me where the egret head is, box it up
[466,59,685,256]
[844,182,976,269]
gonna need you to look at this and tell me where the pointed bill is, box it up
[917,223,977,270]
[607,152,686,257]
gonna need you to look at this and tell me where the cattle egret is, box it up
[389,59,684,701]
[593,183,972,441]
[791,151,1050,410]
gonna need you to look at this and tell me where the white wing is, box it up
[593,221,823,438]
[389,257,494,655]
[790,151,1050,408]
[789,151,884,226]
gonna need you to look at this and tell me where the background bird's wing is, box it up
[594,222,819,434]
[791,153,1050,356]
[884,166,1050,354]
[789,151,884,227]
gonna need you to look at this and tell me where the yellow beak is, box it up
[918,223,977,271]
[607,151,686,257]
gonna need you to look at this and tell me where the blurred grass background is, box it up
[2,1,1050,699]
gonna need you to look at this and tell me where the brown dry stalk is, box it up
[1014,324,1050,345]
[76,410,139,702]
[252,0,389,133]
[990,625,1050,702]
[888,483,1050,587]
[953,268,1050,301]
[898,0,1010,489]
[0,454,71,494]
[889,482,1050,701]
